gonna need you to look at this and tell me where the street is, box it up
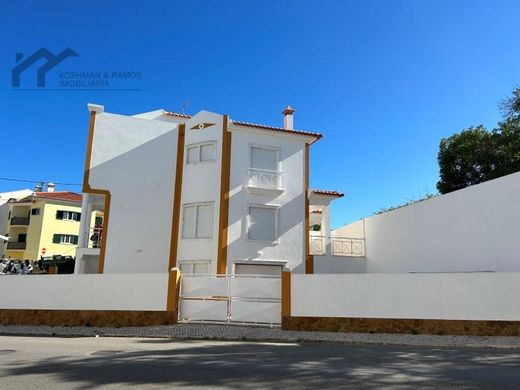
[0,336,519,388]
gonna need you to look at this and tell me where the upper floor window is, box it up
[247,205,278,242]
[186,142,216,165]
[182,203,213,239]
[53,234,79,245]
[250,146,279,171]
[56,210,81,221]
[31,208,41,216]
[248,146,282,191]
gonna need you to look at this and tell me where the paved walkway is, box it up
[2,323,520,349]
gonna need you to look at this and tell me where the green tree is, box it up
[437,87,520,194]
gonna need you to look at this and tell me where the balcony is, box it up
[332,237,366,257]
[246,168,283,195]
[7,241,26,250]
[309,235,326,255]
[310,236,366,257]
[10,217,30,226]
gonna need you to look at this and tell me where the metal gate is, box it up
[178,274,281,326]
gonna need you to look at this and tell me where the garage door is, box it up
[234,263,283,276]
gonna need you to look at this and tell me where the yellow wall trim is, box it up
[217,115,231,275]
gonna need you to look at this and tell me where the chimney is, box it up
[35,182,43,192]
[282,105,295,130]
[47,183,56,192]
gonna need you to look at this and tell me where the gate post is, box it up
[281,268,291,320]
[166,267,181,314]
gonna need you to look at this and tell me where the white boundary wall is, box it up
[0,274,168,311]
[292,273,520,321]
[333,172,520,273]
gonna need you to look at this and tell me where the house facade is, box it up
[75,104,346,276]
[3,188,83,260]
[0,189,33,256]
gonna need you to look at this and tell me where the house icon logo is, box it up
[12,47,79,88]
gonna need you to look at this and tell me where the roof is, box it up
[311,189,344,198]
[165,111,322,141]
[34,191,82,203]
[165,111,191,119]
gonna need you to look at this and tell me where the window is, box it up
[179,260,211,274]
[52,234,79,245]
[56,210,81,221]
[251,146,279,171]
[247,205,278,241]
[182,203,213,239]
[186,142,216,165]
[31,208,41,216]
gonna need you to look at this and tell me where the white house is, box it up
[74,104,346,276]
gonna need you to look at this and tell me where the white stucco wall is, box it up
[227,127,306,273]
[292,273,520,321]
[0,274,168,311]
[334,172,520,273]
[88,112,179,273]
[176,111,224,273]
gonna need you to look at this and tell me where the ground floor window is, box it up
[179,260,211,274]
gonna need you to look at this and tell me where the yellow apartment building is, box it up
[5,190,83,261]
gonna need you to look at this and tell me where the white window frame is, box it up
[179,260,211,275]
[249,144,281,172]
[62,211,79,221]
[186,141,217,165]
[182,202,214,239]
[246,204,280,242]
[31,208,41,216]
[60,234,75,244]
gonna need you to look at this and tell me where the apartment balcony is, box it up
[310,235,366,257]
[246,168,283,195]
[7,241,26,250]
[10,217,30,226]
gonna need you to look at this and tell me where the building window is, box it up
[182,203,213,239]
[247,205,278,241]
[31,208,41,216]
[186,142,216,165]
[52,234,79,245]
[56,210,81,221]
[179,260,211,274]
[250,146,279,171]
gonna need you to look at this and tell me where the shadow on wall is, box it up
[3,339,520,387]
[226,190,305,273]
[88,130,178,273]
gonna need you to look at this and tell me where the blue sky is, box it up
[1,0,519,228]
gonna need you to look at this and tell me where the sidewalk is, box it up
[2,323,520,349]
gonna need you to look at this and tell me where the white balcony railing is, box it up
[309,235,326,255]
[309,236,366,257]
[332,237,365,257]
[247,168,282,190]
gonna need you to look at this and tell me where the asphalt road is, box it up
[1,336,519,389]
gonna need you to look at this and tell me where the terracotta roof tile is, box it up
[164,111,322,141]
[231,120,322,140]
[165,111,191,119]
[34,191,82,203]
[311,189,344,198]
